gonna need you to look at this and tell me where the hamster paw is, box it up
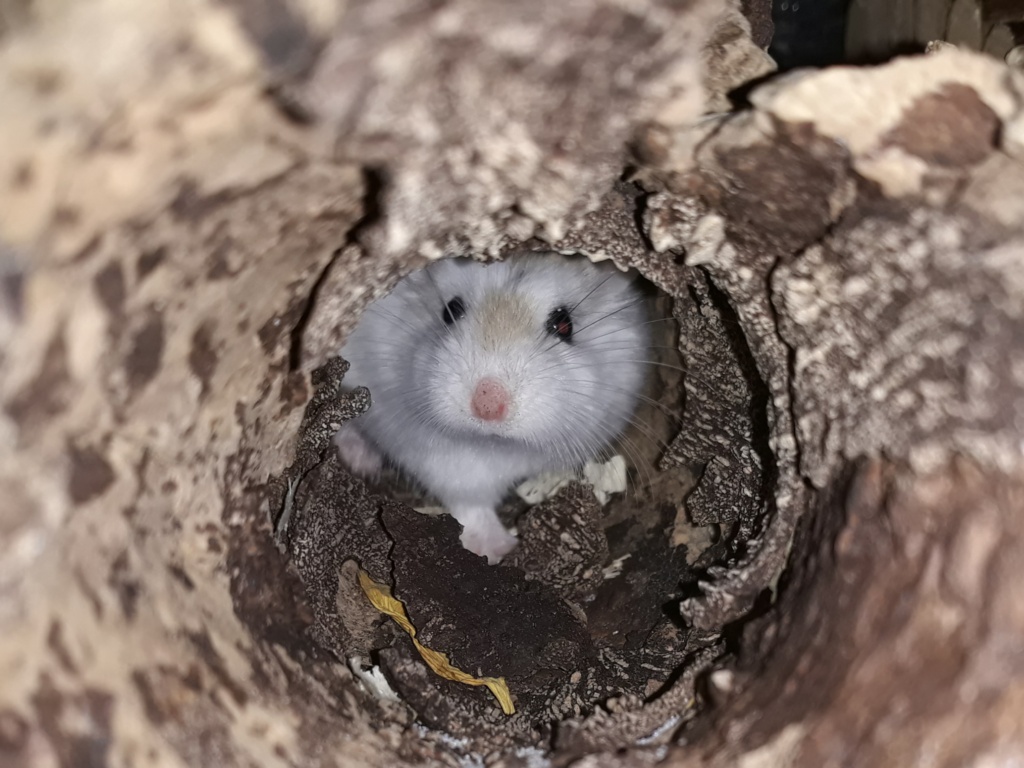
[334,424,383,477]
[449,505,518,565]
[460,525,519,565]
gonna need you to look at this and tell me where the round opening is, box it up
[224,220,779,758]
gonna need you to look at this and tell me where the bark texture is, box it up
[1,2,1022,768]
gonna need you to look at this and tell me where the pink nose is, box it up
[471,377,510,422]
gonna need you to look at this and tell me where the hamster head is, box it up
[375,253,649,464]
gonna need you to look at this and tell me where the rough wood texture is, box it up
[1,1,1023,766]
[635,49,1024,766]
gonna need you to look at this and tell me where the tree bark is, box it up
[1,2,1022,767]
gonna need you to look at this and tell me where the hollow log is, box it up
[1,1,1022,767]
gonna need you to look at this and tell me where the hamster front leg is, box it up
[337,424,518,563]
[334,423,384,477]
[447,504,518,565]
[415,447,529,564]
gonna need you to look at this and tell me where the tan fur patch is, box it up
[476,292,533,351]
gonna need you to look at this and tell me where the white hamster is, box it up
[334,252,649,564]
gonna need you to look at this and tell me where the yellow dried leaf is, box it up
[357,569,515,715]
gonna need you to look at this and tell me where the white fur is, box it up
[335,253,649,563]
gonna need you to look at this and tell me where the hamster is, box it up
[334,252,649,564]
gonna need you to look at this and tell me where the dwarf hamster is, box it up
[334,252,649,564]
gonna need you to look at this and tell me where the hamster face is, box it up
[341,254,649,466]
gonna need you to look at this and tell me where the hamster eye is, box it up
[546,307,573,342]
[442,296,467,325]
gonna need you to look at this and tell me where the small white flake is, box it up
[412,505,446,516]
[582,455,627,505]
[514,746,553,768]
[635,714,682,745]
[515,455,627,506]
[347,657,400,702]
[602,554,631,580]
[709,669,735,693]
